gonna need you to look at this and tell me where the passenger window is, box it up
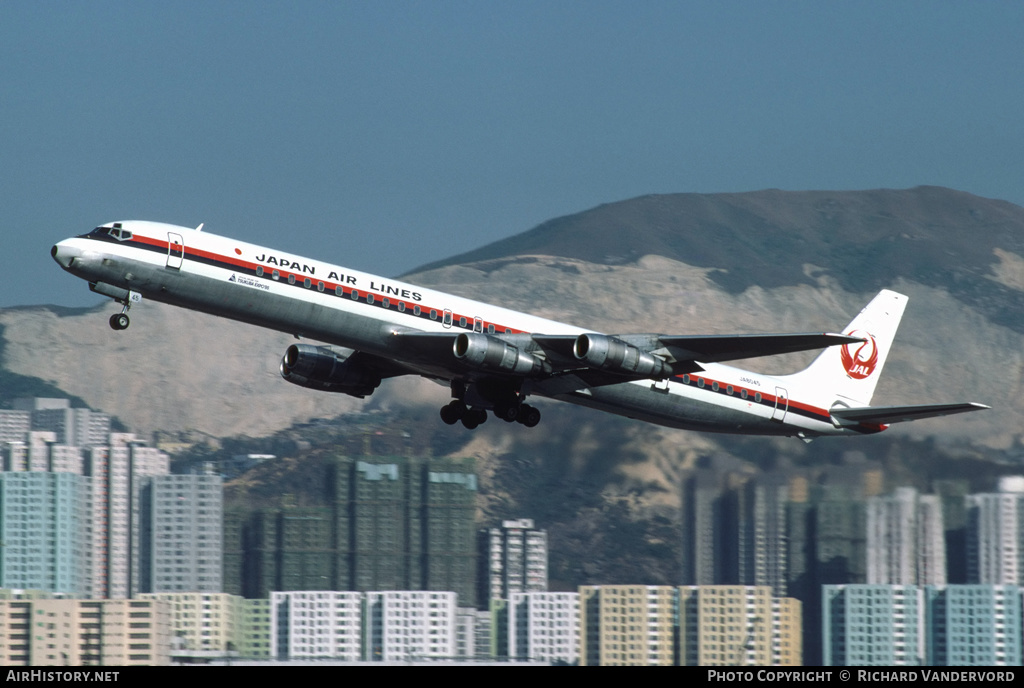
[682,375,691,385]
[487,324,495,334]
[335,286,344,296]
[726,385,734,395]
[350,290,359,300]
[430,310,438,320]
[366,293,374,304]
[287,275,296,285]
[398,302,406,312]
[712,381,719,392]
[740,389,748,400]
[459,316,467,328]
[256,266,264,277]
[304,277,312,288]
[272,270,280,280]
[414,305,421,316]
[755,392,762,403]
[697,378,705,388]
[382,298,390,309]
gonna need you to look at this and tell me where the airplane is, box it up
[51,221,987,439]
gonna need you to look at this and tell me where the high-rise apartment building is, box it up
[0,471,90,595]
[925,584,1023,666]
[13,398,111,448]
[0,597,170,666]
[579,585,677,666]
[483,518,548,604]
[0,400,170,600]
[966,476,1024,585]
[232,455,477,603]
[270,590,363,661]
[822,584,925,666]
[508,591,579,664]
[680,470,730,585]
[867,487,946,585]
[140,473,223,593]
[364,591,458,661]
[2,432,84,474]
[739,475,789,596]
[84,433,169,598]
[824,583,1024,666]
[0,410,30,444]
[679,585,801,666]
[138,592,243,659]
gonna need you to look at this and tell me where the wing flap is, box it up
[830,402,990,426]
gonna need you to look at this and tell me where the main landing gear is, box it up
[440,399,541,429]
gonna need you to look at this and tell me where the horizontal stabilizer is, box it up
[830,402,990,426]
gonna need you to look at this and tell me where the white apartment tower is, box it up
[271,591,363,660]
[867,487,946,585]
[508,591,579,664]
[966,476,1024,585]
[85,433,169,598]
[364,591,458,661]
[486,519,548,602]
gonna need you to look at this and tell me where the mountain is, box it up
[410,186,1024,332]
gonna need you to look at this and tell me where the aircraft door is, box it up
[167,233,184,270]
[771,387,789,422]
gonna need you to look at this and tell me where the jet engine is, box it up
[280,344,382,398]
[573,333,670,378]
[453,333,550,377]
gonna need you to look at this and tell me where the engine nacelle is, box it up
[280,344,381,398]
[453,332,550,377]
[573,333,670,378]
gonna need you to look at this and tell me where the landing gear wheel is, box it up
[109,313,130,330]
[517,404,541,428]
[461,407,487,429]
[494,401,520,423]
[440,400,467,425]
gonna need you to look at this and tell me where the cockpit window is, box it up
[90,226,133,241]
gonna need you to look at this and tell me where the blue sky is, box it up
[4,2,1023,308]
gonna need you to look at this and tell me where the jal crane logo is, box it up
[840,329,879,379]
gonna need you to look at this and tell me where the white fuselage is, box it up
[51,221,881,438]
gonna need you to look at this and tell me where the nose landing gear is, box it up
[107,292,139,331]
[90,283,142,331]
[109,312,130,330]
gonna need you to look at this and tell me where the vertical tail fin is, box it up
[786,290,908,406]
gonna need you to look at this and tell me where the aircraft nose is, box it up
[51,240,82,269]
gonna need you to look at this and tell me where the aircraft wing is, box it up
[654,332,863,365]
[530,332,860,363]
[830,402,990,425]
